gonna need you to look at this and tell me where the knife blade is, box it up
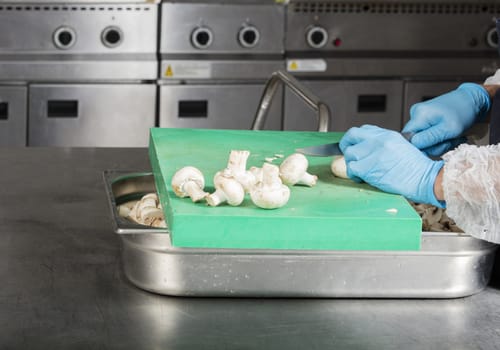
[296,142,343,156]
[296,131,415,157]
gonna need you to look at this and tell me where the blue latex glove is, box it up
[402,83,490,157]
[339,125,445,208]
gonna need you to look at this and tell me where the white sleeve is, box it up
[442,143,500,243]
[484,69,500,84]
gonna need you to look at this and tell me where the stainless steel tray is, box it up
[104,170,498,298]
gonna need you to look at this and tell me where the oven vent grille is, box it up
[291,2,500,14]
[0,5,151,12]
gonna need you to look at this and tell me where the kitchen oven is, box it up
[158,0,285,131]
[0,1,158,146]
[284,0,500,132]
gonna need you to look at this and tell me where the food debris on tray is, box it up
[410,202,463,233]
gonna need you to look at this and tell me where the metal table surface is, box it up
[1,147,500,350]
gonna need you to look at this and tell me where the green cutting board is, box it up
[149,128,422,250]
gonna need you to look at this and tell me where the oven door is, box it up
[28,84,156,147]
[283,79,404,132]
[402,81,463,123]
[0,85,27,146]
[159,83,282,130]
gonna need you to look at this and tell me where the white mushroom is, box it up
[279,153,317,187]
[206,171,245,207]
[331,156,349,179]
[224,150,257,193]
[249,166,263,184]
[250,163,290,209]
[171,166,208,202]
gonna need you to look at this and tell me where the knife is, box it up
[296,131,415,156]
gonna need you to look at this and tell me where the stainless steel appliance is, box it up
[0,85,27,146]
[158,1,285,130]
[0,1,158,146]
[284,0,500,132]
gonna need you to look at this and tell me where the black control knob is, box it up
[238,25,260,48]
[306,26,328,49]
[486,27,498,48]
[191,27,213,49]
[102,26,123,48]
[53,26,76,50]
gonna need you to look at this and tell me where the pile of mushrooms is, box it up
[118,193,167,228]
[171,150,317,209]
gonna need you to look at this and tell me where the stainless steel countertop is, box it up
[1,147,500,349]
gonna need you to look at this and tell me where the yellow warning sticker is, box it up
[287,59,327,72]
[163,62,212,78]
[165,65,173,77]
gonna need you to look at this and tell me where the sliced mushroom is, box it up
[124,193,166,227]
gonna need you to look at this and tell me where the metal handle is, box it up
[252,70,330,132]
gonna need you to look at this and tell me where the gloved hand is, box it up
[339,125,445,207]
[402,83,490,157]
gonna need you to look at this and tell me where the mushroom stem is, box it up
[206,172,245,206]
[227,150,250,173]
[205,189,227,207]
[171,166,208,202]
[297,172,317,186]
[183,180,209,202]
[224,150,256,193]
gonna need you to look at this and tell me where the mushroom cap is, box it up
[215,167,256,193]
[250,184,290,209]
[213,176,245,206]
[171,166,205,197]
[279,153,309,185]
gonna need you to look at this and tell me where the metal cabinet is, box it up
[159,84,282,130]
[0,86,27,146]
[29,84,156,147]
[284,80,404,132]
